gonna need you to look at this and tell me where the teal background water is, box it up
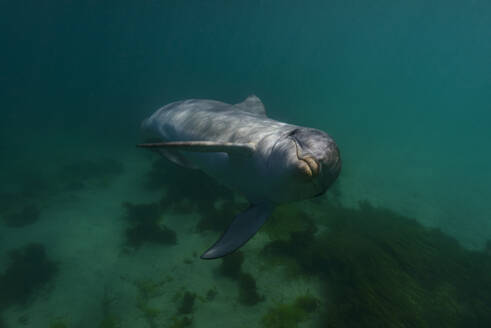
[1,1,490,327]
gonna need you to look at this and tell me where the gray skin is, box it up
[139,95,341,259]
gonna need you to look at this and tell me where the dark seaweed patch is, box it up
[237,272,264,306]
[122,201,177,248]
[261,295,320,328]
[177,291,196,315]
[170,316,192,328]
[205,287,218,302]
[294,295,320,313]
[0,243,58,309]
[219,251,244,279]
[217,251,263,306]
[262,204,317,242]
[261,201,491,328]
[98,288,121,328]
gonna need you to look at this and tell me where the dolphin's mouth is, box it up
[300,156,320,177]
[292,138,320,179]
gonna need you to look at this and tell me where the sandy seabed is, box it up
[1,146,489,328]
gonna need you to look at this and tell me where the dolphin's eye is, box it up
[288,129,299,137]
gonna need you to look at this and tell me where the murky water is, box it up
[1,1,490,327]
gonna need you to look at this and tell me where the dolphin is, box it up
[139,95,341,259]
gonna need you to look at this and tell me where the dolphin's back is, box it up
[142,99,290,145]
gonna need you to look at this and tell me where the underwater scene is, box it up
[1,1,491,327]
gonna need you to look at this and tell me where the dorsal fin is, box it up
[234,95,267,116]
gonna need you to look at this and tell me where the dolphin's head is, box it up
[267,127,341,203]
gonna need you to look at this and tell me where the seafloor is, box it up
[0,146,490,328]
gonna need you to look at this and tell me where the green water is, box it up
[1,1,490,327]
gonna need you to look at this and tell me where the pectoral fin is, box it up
[200,202,274,259]
[156,149,198,169]
[137,141,255,156]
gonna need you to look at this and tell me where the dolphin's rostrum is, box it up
[139,95,341,259]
